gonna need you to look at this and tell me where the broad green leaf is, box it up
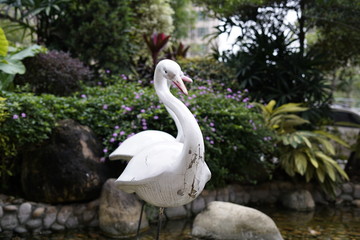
[10,44,43,61]
[316,167,325,183]
[315,151,334,163]
[305,150,318,168]
[0,58,25,74]
[294,152,307,175]
[323,160,336,181]
[0,28,9,56]
[272,103,308,116]
[316,137,335,155]
[265,100,276,113]
[299,135,312,148]
[314,130,350,148]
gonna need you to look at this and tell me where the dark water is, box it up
[4,205,360,240]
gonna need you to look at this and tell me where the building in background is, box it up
[181,7,220,57]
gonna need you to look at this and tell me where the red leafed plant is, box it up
[166,42,190,60]
[143,32,171,68]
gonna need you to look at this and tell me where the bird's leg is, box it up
[156,207,165,240]
[136,201,145,240]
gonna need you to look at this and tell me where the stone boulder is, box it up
[192,201,283,240]
[281,190,315,211]
[99,179,148,237]
[21,119,108,203]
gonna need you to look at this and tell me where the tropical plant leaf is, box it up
[304,149,319,168]
[0,28,9,56]
[316,166,325,183]
[294,152,307,175]
[314,130,350,148]
[272,103,308,116]
[265,100,276,113]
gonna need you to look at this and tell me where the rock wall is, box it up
[1,181,359,236]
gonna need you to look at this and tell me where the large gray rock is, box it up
[21,119,108,203]
[192,201,283,240]
[281,190,315,211]
[99,179,148,237]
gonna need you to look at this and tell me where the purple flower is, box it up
[115,126,120,129]
[154,116,159,120]
[100,157,106,163]
[103,148,108,153]
[103,104,108,110]
[210,140,214,145]
[120,131,125,136]
[209,122,215,127]
[112,133,118,137]
[227,88,232,93]
[81,94,87,98]
[110,138,115,143]
[21,113,26,118]
[105,69,111,74]
[12,114,19,119]
[242,97,249,103]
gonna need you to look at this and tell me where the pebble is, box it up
[51,222,65,231]
[57,206,73,225]
[4,205,18,212]
[18,202,32,224]
[26,218,42,229]
[83,209,96,222]
[14,225,28,233]
[1,213,18,230]
[43,206,57,229]
[65,215,79,229]
[32,207,45,218]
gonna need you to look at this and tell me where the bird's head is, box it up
[156,59,192,95]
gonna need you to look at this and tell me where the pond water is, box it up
[4,205,360,240]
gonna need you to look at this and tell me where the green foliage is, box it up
[0,28,9,56]
[223,23,332,110]
[0,0,135,73]
[259,100,350,195]
[178,58,237,88]
[170,0,196,39]
[14,50,93,96]
[0,71,275,189]
[0,42,45,91]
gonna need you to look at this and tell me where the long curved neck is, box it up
[154,71,204,167]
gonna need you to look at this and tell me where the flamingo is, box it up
[108,77,190,160]
[113,59,211,239]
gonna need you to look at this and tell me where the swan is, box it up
[108,76,191,160]
[114,60,211,238]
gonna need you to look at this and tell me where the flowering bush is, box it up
[1,72,275,189]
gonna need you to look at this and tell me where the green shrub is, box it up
[1,73,275,189]
[178,58,238,89]
[14,50,93,96]
[258,100,349,195]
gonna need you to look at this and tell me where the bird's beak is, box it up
[173,75,192,95]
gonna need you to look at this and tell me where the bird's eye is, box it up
[164,70,168,74]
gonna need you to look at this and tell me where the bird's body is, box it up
[113,59,211,208]
[109,83,185,161]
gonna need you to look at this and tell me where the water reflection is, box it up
[4,206,360,240]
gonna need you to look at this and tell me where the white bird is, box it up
[109,77,190,161]
[113,60,211,238]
